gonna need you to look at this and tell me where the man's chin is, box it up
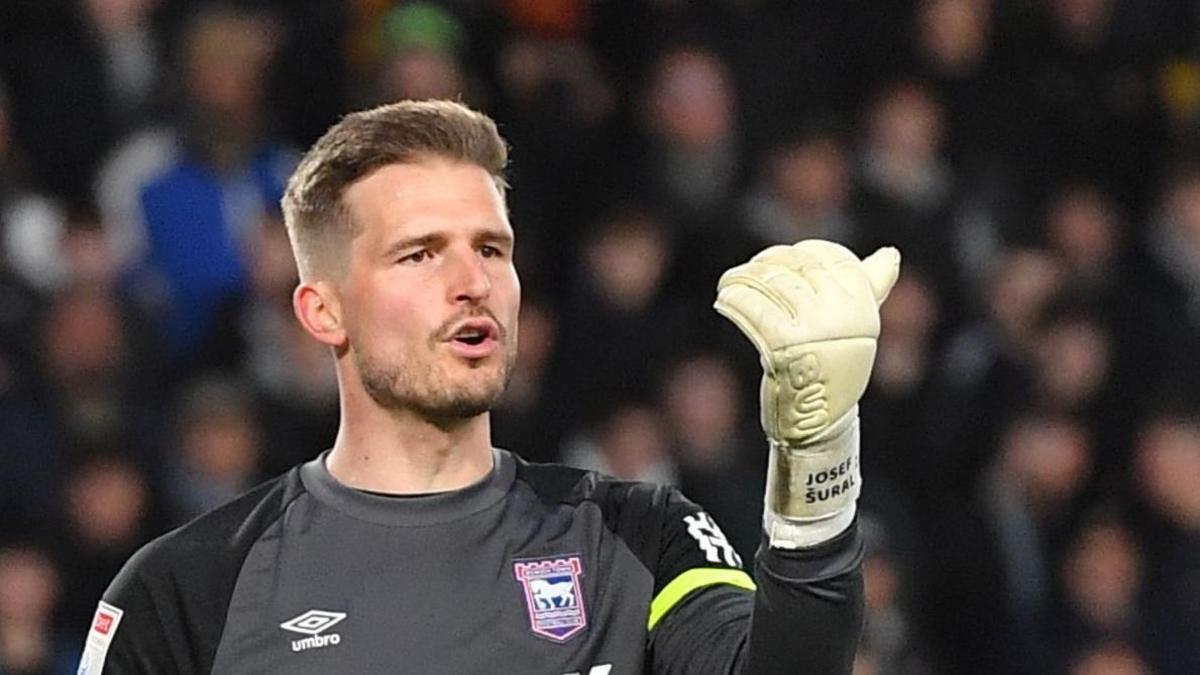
[412,372,509,421]
[414,389,504,422]
[356,348,514,422]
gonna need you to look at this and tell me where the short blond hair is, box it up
[281,100,508,279]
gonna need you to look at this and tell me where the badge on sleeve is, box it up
[513,555,588,642]
[78,601,124,674]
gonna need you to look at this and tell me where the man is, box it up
[79,100,899,674]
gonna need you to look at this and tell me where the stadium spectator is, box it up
[739,126,861,253]
[855,79,980,312]
[633,45,743,225]
[53,455,154,643]
[560,401,677,485]
[491,30,614,294]
[165,377,262,524]
[1054,513,1147,668]
[0,544,76,675]
[659,350,760,562]
[37,283,163,465]
[1043,184,1125,292]
[856,81,953,249]
[909,0,1020,178]
[924,413,1093,674]
[543,205,688,431]
[0,278,163,540]
[854,514,932,675]
[4,199,156,482]
[364,2,473,107]
[0,0,164,201]
[194,214,338,475]
[1019,0,1169,212]
[938,247,1067,490]
[859,266,952,517]
[1132,413,1200,674]
[131,6,295,363]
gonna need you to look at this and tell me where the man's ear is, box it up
[293,281,347,347]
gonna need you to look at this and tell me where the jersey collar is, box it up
[300,447,516,526]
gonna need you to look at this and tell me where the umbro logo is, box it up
[280,610,346,653]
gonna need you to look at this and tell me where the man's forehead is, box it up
[343,160,511,242]
[347,158,501,202]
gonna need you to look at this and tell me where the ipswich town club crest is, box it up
[513,555,587,642]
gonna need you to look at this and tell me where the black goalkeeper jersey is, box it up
[79,449,863,674]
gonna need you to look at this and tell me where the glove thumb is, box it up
[862,246,901,306]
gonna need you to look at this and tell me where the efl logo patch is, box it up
[78,601,123,674]
[513,555,587,642]
[92,611,115,635]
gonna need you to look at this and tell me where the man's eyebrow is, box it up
[381,234,443,260]
[380,227,513,259]
[475,228,514,246]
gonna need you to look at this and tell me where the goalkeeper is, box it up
[80,100,898,674]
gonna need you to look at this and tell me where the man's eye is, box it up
[400,250,429,264]
[480,245,502,258]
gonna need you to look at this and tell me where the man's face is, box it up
[338,158,520,421]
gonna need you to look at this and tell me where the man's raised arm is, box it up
[648,240,900,674]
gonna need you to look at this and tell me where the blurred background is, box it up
[0,0,1198,673]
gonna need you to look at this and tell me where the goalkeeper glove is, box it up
[714,240,900,548]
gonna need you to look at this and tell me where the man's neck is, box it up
[326,401,495,495]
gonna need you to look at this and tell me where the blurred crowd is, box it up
[0,0,1198,673]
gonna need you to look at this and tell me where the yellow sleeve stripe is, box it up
[647,568,756,631]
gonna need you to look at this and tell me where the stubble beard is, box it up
[354,334,517,423]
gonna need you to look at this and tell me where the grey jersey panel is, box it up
[211,450,652,674]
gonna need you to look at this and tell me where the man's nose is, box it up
[448,250,491,303]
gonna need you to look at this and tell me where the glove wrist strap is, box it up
[765,504,857,550]
[764,411,860,549]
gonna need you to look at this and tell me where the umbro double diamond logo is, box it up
[280,610,346,653]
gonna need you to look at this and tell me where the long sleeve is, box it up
[741,524,865,674]
[647,502,864,675]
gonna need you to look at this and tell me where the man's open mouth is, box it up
[454,329,489,346]
[447,319,499,348]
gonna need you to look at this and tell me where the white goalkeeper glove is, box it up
[714,240,900,548]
